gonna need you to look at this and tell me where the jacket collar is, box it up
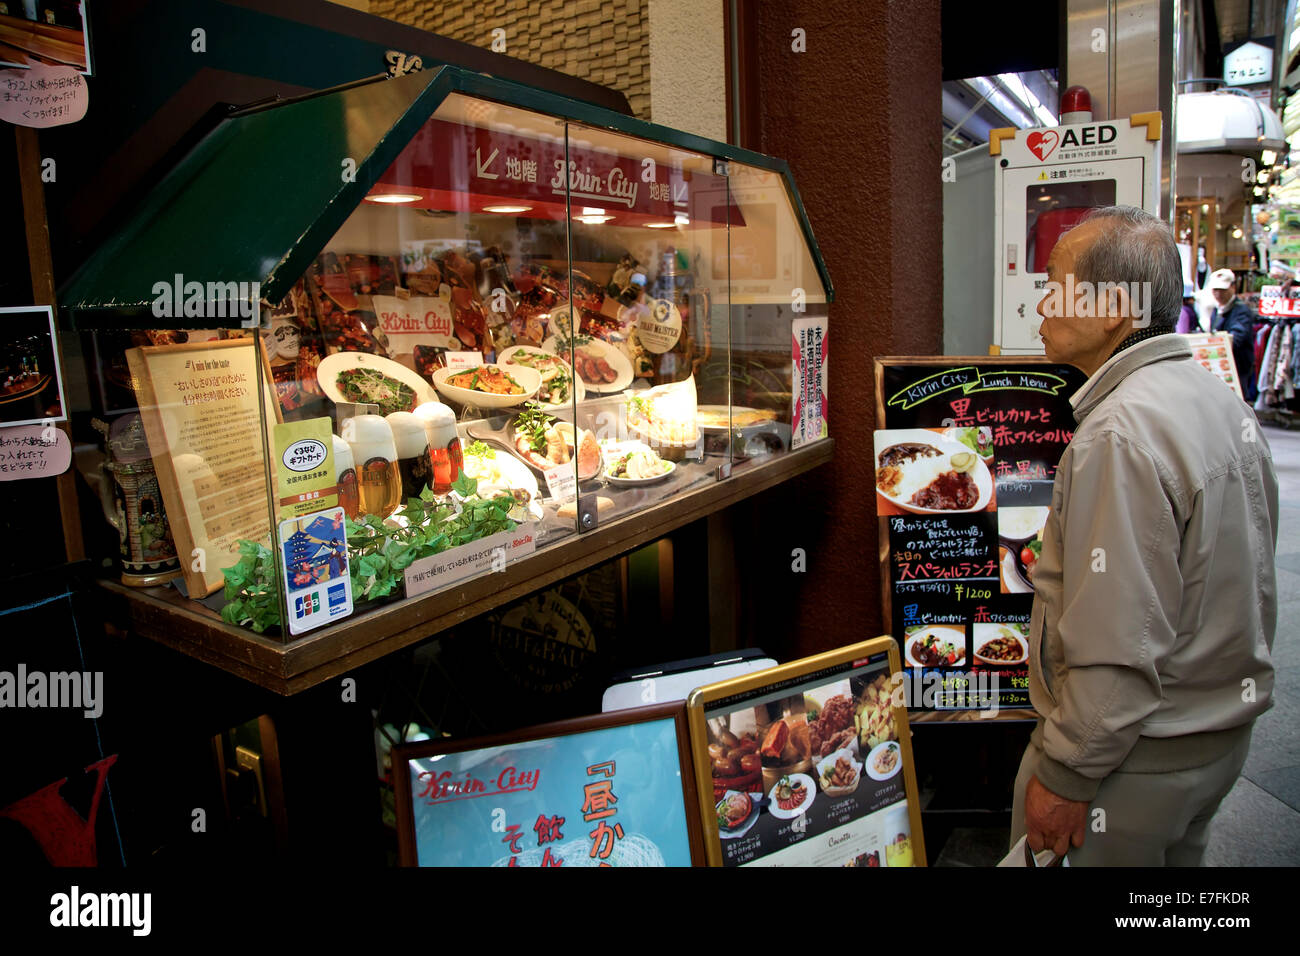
[1070,334,1193,423]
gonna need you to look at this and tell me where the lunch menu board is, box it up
[393,705,701,866]
[693,646,921,867]
[873,358,1086,712]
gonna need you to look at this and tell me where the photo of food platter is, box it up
[873,428,995,515]
[998,506,1047,593]
[816,749,863,797]
[851,671,898,750]
[903,624,967,668]
[767,772,816,819]
[715,790,763,839]
[542,334,633,393]
[804,680,860,762]
[972,622,1029,665]
[316,351,437,415]
[864,741,903,781]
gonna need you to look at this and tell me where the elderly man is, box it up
[1010,206,1279,866]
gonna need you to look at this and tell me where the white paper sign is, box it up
[278,506,353,636]
[542,462,577,504]
[0,65,89,128]
[444,351,483,371]
[404,524,538,599]
[0,424,71,481]
[371,294,456,354]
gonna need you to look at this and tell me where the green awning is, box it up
[59,65,833,329]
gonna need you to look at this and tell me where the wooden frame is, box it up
[873,356,1068,724]
[392,701,705,867]
[686,636,927,867]
[125,337,281,597]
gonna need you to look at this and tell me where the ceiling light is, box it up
[1232,227,1243,238]
[675,214,690,226]
[574,206,614,224]
[1263,149,1278,165]
[365,193,421,204]
[482,204,532,214]
[1202,203,1210,214]
[1258,171,1269,183]
[645,221,676,228]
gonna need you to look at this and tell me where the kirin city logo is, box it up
[1026,130,1059,161]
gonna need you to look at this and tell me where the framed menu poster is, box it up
[874,356,1086,718]
[127,337,278,596]
[686,637,925,867]
[393,703,705,866]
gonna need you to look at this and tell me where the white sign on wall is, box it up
[1224,41,1273,87]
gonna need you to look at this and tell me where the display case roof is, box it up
[59,65,833,327]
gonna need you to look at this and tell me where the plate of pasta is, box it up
[431,363,541,408]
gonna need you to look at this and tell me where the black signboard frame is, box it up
[873,355,1086,722]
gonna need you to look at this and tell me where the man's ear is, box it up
[1102,284,1130,333]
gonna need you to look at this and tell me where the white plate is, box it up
[604,454,676,485]
[543,335,633,393]
[498,344,586,409]
[317,351,436,412]
[1002,547,1032,593]
[697,405,781,433]
[431,364,542,408]
[873,428,993,515]
[903,626,967,669]
[864,741,903,781]
[973,627,1029,665]
[766,772,816,820]
[716,791,763,840]
[461,445,540,500]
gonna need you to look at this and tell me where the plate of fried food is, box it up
[816,749,863,797]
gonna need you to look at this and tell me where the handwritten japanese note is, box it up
[0,64,88,128]
[0,424,70,481]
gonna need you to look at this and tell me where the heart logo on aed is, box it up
[1027,130,1059,161]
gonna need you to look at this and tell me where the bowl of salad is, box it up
[944,426,995,463]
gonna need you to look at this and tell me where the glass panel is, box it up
[558,121,731,525]
[724,163,829,460]
[281,92,581,623]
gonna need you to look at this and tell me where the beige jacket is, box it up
[1028,335,1279,802]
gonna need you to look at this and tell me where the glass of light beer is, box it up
[332,433,359,520]
[342,414,401,518]
[413,401,462,494]
[386,411,434,503]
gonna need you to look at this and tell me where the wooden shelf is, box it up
[99,440,833,695]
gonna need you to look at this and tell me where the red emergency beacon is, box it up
[1060,86,1093,125]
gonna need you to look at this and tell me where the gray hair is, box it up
[1075,205,1181,329]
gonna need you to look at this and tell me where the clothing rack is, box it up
[1255,314,1300,426]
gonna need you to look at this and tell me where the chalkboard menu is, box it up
[873,357,1086,714]
[393,703,704,866]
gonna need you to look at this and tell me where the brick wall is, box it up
[368,0,651,119]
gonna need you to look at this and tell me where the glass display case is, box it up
[59,65,833,692]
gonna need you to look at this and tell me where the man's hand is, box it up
[1025,774,1088,859]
